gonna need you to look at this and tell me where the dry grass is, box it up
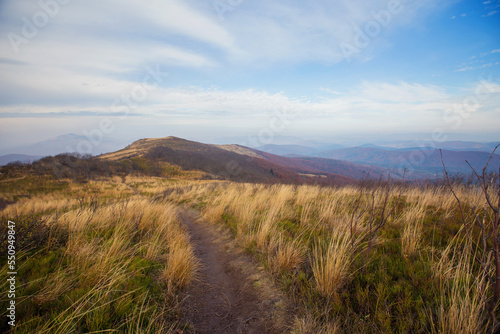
[0,177,198,333]
[291,314,342,334]
[432,237,490,333]
[161,242,199,294]
[2,173,495,333]
[312,228,355,298]
[399,204,426,257]
[159,181,495,333]
[269,236,305,273]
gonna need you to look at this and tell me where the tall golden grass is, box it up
[312,228,355,298]
[160,181,494,332]
[0,179,198,333]
[432,235,490,333]
[1,173,495,332]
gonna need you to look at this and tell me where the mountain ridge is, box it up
[100,136,375,184]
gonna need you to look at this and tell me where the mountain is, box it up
[0,154,43,166]
[1,134,128,157]
[435,141,499,152]
[10,135,488,182]
[238,149,390,180]
[252,140,499,177]
[255,144,316,157]
[215,135,329,148]
[315,147,500,176]
[366,140,499,152]
[255,143,347,157]
[100,136,363,184]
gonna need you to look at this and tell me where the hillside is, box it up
[100,136,357,185]
[2,140,500,333]
[242,150,390,180]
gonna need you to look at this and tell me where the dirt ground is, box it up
[179,209,293,334]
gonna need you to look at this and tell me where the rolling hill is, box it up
[236,149,391,180]
[100,136,389,184]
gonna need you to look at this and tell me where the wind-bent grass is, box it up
[399,204,426,257]
[312,229,354,299]
[0,179,198,333]
[160,181,495,333]
[1,172,495,333]
[432,237,490,333]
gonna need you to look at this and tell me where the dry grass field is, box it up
[0,169,499,333]
[0,176,197,333]
[160,181,498,333]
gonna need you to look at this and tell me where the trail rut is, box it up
[179,209,291,334]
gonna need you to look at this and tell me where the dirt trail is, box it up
[0,175,26,183]
[179,209,291,334]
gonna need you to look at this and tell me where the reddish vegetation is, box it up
[101,136,361,185]
[254,150,386,180]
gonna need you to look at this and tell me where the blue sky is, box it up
[0,0,499,152]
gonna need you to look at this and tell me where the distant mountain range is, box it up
[0,134,128,166]
[256,141,500,156]
[255,142,500,177]
[378,140,500,152]
[0,154,43,166]
[318,147,499,176]
[3,134,498,180]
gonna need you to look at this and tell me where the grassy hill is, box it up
[100,136,358,185]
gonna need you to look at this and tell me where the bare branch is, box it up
[441,149,470,237]
[483,143,500,177]
[466,160,498,214]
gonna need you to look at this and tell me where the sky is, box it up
[0,0,499,153]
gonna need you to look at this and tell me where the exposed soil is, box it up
[179,209,292,334]
[0,198,14,211]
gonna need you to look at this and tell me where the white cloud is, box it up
[456,48,500,71]
[217,0,451,64]
[358,82,448,103]
[1,80,498,141]
[133,0,235,49]
[2,0,236,53]
[0,80,488,121]
[0,0,233,109]
[0,0,456,85]
[319,88,343,95]
[1,0,496,138]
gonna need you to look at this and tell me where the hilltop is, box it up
[99,136,391,184]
